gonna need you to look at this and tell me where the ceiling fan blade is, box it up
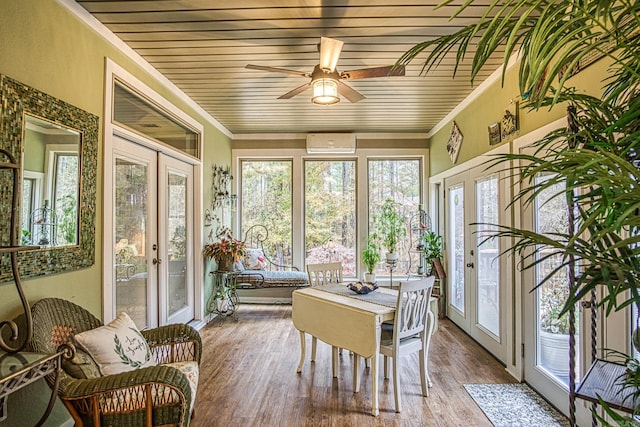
[278,82,312,99]
[319,37,344,72]
[340,65,405,80]
[246,64,309,77]
[339,82,366,103]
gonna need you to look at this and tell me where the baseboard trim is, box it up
[238,296,292,305]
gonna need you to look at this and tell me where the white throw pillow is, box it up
[74,312,156,376]
[243,248,267,270]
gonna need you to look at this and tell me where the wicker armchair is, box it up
[29,297,202,427]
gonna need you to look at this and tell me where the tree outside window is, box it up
[368,159,421,275]
[304,160,356,275]
[241,160,293,268]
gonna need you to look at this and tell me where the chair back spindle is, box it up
[306,262,343,286]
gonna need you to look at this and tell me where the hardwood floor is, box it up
[192,304,516,426]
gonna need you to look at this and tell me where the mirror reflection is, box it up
[21,114,80,247]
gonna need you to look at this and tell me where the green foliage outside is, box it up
[241,161,293,266]
[305,161,356,273]
[56,193,77,245]
[240,159,421,275]
[371,198,406,255]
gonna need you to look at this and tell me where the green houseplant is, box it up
[362,237,381,283]
[203,229,246,271]
[398,0,639,423]
[372,198,406,262]
[421,230,443,275]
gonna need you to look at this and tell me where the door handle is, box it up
[581,301,593,309]
[153,258,162,265]
[466,262,474,268]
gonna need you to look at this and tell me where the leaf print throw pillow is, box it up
[74,312,156,376]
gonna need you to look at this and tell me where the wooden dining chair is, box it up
[305,262,344,370]
[380,276,436,412]
[306,262,343,287]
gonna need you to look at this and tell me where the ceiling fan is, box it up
[245,37,405,105]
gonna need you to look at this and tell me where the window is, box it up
[534,173,580,384]
[51,152,79,246]
[368,159,421,275]
[240,160,293,267]
[113,82,200,158]
[235,148,425,279]
[21,177,37,245]
[304,160,356,275]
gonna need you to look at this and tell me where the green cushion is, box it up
[63,348,101,379]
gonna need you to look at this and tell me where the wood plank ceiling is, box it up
[77,0,505,135]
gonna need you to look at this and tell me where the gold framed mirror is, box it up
[0,75,98,282]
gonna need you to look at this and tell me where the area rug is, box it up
[464,383,570,427]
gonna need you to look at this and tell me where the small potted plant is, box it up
[362,237,381,283]
[421,230,443,275]
[372,198,406,262]
[203,228,246,271]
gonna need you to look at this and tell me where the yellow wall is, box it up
[0,0,230,320]
[428,58,611,176]
[0,0,613,423]
[0,1,230,423]
[23,129,46,172]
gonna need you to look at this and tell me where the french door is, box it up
[519,155,591,425]
[444,164,508,362]
[110,136,195,329]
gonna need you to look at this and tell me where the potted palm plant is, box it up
[362,237,381,283]
[398,0,639,422]
[372,198,406,262]
[539,274,572,378]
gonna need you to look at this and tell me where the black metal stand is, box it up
[208,270,241,323]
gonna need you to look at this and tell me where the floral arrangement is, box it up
[203,229,246,264]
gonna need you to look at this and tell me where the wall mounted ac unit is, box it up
[306,133,356,153]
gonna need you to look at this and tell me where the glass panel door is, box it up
[445,166,507,361]
[160,154,194,325]
[111,138,196,329]
[476,175,500,337]
[448,183,466,315]
[520,140,589,425]
[113,140,157,329]
[533,175,579,384]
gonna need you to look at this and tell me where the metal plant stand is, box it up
[0,149,70,425]
[208,270,241,322]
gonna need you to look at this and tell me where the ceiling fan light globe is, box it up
[311,78,340,105]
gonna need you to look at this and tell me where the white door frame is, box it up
[111,137,159,328]
[443,162,511,363]
[513,118,596,424]
[431,143,518,378]
[159,154,195,325]
[103,59,204,325]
